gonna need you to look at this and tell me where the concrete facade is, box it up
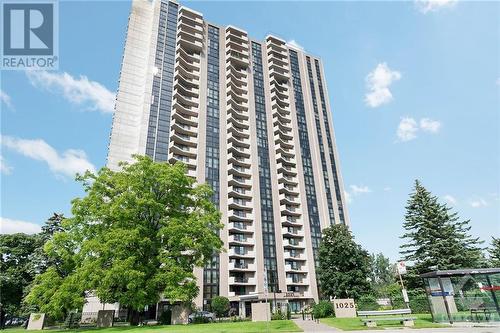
[107,0,350,313]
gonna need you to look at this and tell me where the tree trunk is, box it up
[128,309,140,326]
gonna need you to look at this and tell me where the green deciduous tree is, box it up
[369,253,395,297]
[25,156,223,323]
[400,180,485,289]
[317,224,372,300]
[489,237,500,267]
[0,233,40,320]
[210,296,229,320]
[0,213,65,325]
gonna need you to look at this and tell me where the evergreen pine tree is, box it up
[489,237,500,267]
[400,180,484,288]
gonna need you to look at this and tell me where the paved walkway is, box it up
[292,318,339,332]
[292,318,500,333]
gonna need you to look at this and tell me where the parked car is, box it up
[188,311,215,323]
[5,317,27,327]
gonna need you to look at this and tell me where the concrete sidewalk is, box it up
[292,318,340,332]
[292,318,500,333]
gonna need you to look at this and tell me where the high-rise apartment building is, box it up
[107,0,349,314]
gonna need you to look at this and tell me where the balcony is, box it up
[278,182,298,195]
[283,238,305,249]
[176,58,200,79]
[226,28,249,44]
[177,47,201,64]
[171,131,197,147]
[228,186,252,199]
[169,141,197,158]
[228,247,255,258]
[227,95,249,111]
[226,50,249,67]
[285,264,307,273]
[286,277,307,285]
[172,99,198,117]
[283,251,306,261]
[279,192,299,205]
[277,162,297,176]
[227,107,249,122]
[280,215,301,227]
[228,234,254,245]
[281,227,303,238]
[227,174,252,188]
[276,152,296,164]
[171,111,197,127]
[227,153,251,167]
[226,64,247,80]
[228,221,252,233]
[229,276,256,285]
[175,66,200,84]
[228,123,250,139]
[173,91,199,108]
[229,261,255,271]
[177,16,203,33]
[228,197,252,211]
[228,209,253,222]
[227,142,250,158]
[179,7,204,25]
[281,205,301,217]
[227,116,250,130]
[228,164,251,179]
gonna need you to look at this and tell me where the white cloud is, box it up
[397,117,419,142]
[470,198,488,208]
[350,185,372,194]
[287,39,305,51]
[420,118,441,133]
[443,194,457,205]
[397,117,442,142]
[364,63,401,108]
[415,0,457,14]
[0,89,13,109]
[383,187,392,192]
[0,217,41,234]
[0,156,13,175]
[26,71,115,113]
[1,135,95,178]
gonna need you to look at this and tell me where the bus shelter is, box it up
[420,268,500,323]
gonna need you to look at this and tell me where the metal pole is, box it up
[398,269,410,309]
[437,276,453,324]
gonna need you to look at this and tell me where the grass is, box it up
[321,313,447,331]
[2,320,302,333]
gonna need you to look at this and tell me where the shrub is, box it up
[312,300,334,318]
[271,310,285,320]
[357,295,379,311]
[211,296,230,319]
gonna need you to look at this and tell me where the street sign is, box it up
[397,261,407,275]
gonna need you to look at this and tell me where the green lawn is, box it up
[321,314,446,331]
[2,320,301,333]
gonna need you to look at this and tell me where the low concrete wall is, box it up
[171,305,189,325]
[251,302,270,322]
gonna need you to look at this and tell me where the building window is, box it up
[289,50,322,264]
[252,41,278,291]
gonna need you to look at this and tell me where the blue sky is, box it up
[1,0,499,261]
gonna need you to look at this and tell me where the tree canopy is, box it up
[489,237,500,267]
[0,213,65,322]
[26,156,223,320]
[400,180,485,288]
[317,224,372,299]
